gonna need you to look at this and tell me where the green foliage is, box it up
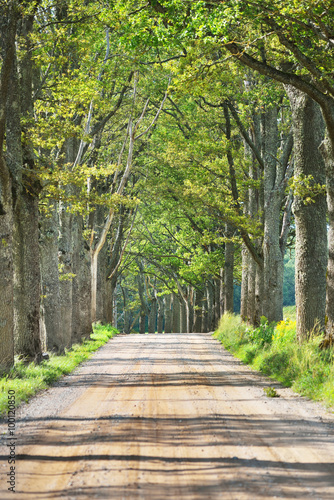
[264,387,279,398]
[214,310,334,409]
[247,316,276,347]
[289,175,327,205]
[0,324,118,417]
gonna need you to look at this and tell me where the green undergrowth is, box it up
[213,308,334,410]
[0,324,118,418]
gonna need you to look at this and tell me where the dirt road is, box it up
[1,333,334,499]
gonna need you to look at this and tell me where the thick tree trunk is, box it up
[148,293,157,333]
[262,107,284,323]
[40,202,62,352]
[320,138,334,341]
[286,88,327,341]
[0,3,17,373]
[0,157,14,373]
[139,312,146,334]
[13,192,42,360]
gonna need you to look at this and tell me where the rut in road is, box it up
[1,332,334,499]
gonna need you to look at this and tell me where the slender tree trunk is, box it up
[157,296,164,333]
[122,286,131,334]
[78,239,92,338]
[164,294,172,333]
[247,255,256,325]
[240,244,249,322]
[172,293,181,333]
[255,263,264,326]
[201,290,209,333]
[180,299,187,333]
[193,288,203,332]
[219,269,225,318]
[188,287,194,333]
[286,88,327,340]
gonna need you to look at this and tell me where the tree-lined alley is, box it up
[0,0,333,372]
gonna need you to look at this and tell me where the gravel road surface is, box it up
[1,332,334,499]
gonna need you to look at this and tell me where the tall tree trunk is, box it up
[286,87,327,341]
[13,192,42,360]
[240,244,249,322]
[320,138,334,341]
[0,2,17,373]
[75,221,92,339]
[40,202,62,352]
[0,156,14,372]
[224,225,234,313]
[262,107,285,323]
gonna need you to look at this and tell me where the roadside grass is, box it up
[213,307,334,409]
[0,324,118,417]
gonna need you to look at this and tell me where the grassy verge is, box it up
[0,324,118,417]
[213,308,334,409]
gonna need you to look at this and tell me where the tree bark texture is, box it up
[224,225,234,314]
[13,192,42,360]
[320,138,334,340]
[0,156,14,372]
[240,244,249,322]
[40,202,62,352]
[262,107,284,323]
[286,87,327,340]
[0,3,17,373]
